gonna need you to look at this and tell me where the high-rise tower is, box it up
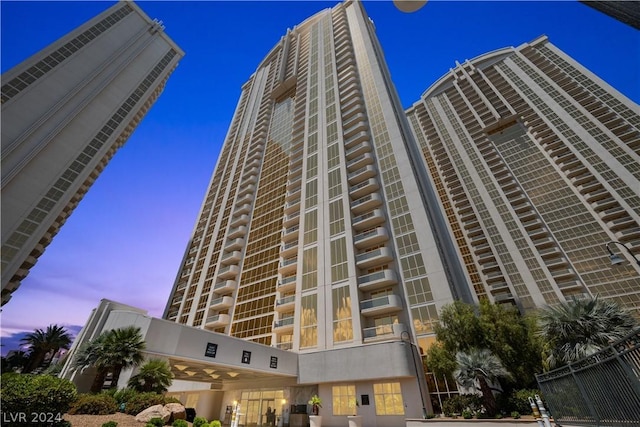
[164,0,469,418]
[406,36,640,315]
[1,1,184,304]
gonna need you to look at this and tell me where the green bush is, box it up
[102,422,118,427]
[442,394,483,416]
[146,418,165,427]
[112,387,139,406]
[0,373,77,419]
[462,410,473,419]
[193,416,209,427]
[173,420,189,427]
[69,393,118,415]
[124,392,169,415]
[506,389,543,414]
[210,420,222,427]
[511,411,521,419]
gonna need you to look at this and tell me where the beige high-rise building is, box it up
[1,1,184,304]
[406,35,640,315]
[164,0,470,420]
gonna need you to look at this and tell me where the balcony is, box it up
[226,238,245,251]
[213,280,236,294]
[363,322,405,342]
[538,246,562,259]
[484,270,505,284]
[351,193,382,214]
[599,206,627,221]
[234,203,251,215]
[275,341,293,351]
[616,228,640,242]
[282,224,299,242]
[350,178,379,199]
[360,294,403,316]
[348,164,376,185]
[358,269,398,291]
[344,130,368,149]
[238,184,255,197]
[273,316,295,332]
[284,211,300,227]
[557,280,585,292]
[585,188,610,203]
[218,265,240,279]
[279,257,298,275]
[210,296,234,310]
[354,227,389,249]
[356,247,394,269]
[345,140,371,160]
[551,268,576,281]
[278,275,297,292]
[280,240,298,257]
[286,188,302,201]
[275,295,296,312]
[591,197,618,212]
[228,225,247,239]
[347,152,374,172]
[606,216,636,231]
[230,214,249,227]
[205,313,230,328]
[352,208,385,231]
[221,251,242,265]
[284,198,300,214]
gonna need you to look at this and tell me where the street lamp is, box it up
[393,0,428,13]
[400,331,428,419]
[605,241,640,266]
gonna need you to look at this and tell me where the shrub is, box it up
[507,389,543,414]
[102,422,118,427]
[193,416,209,427]
[425,414,436,419]
[112,387,139,406]
[69,393,118,415]
[124,392,169,415]
[173,420,189,427]
[511,411,521,419]
[495,413,503,419]
[462,410,473,419]
[442,394,483,416]
[146,418,165,427]
[209,421,222,427]
[0,373,77,419]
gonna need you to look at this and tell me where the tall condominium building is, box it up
[1,1,184,304]
[406,36,640,316]
[163,0,470,421]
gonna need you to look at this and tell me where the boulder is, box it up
[135,404,171,424]
[165,402,187,422]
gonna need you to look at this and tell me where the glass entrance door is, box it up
[240,390,284,427]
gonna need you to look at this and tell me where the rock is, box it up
[135,404,171,424]
[165,402,186,422]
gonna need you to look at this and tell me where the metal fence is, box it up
[536,329,640,427]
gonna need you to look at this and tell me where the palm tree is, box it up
[20,324,72,373]
[538,295,638,369]
[453,348,511,416]
[73,326,146,392]
[127,358,173,393]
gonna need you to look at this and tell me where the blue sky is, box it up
[1,0,638,355]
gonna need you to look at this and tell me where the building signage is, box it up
[241,350,251,364]
[205,342,218,358]
[270,356,278,369]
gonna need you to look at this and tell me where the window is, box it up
[332,286,353,342]
[332,385,356,415]
[373,382,404,415]
[300,294,317,348]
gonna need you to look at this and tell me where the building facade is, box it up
[406,36,640,316]
[163,0,471,423]
[1,1,184,304]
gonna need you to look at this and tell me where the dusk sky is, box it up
[1,0,639,355]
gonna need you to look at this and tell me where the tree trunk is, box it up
[24,351,46,373]
[91,368,108,393]
[111,365,123,389]
[478,376,498,416]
